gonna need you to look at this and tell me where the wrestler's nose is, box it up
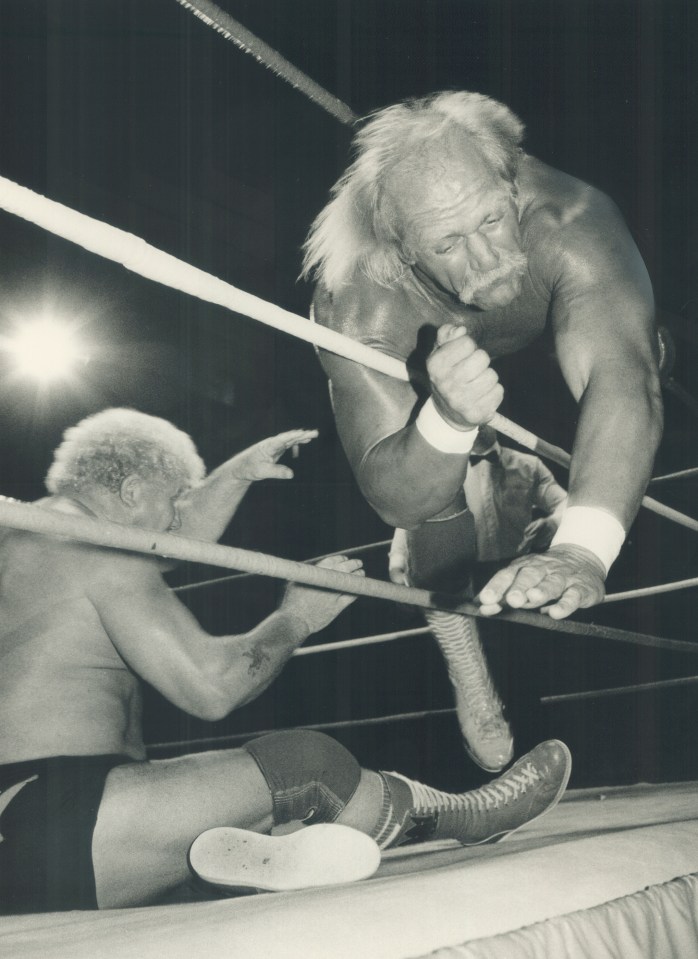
[466,233,498,273]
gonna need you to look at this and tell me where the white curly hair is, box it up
[302,91,525,294]
[45,408,206,495]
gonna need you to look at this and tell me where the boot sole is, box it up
[188,823,381,892]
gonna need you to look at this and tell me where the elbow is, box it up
[176,667,241,722]
[358,456,458,529]
[190,695,233,723]
[181,689,233,723]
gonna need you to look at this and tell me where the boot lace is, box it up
[391,761,541,814]
[425,610,505,730]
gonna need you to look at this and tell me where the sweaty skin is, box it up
[314,154,663,616]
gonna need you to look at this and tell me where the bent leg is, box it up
[93,731,365,908]
[93,747,272,908]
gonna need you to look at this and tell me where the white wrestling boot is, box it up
[188,823,380,893]
[425,609,514,773]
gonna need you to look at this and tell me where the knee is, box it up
[244,730,361,826]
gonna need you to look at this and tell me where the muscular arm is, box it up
[321,352,470,528]
[176,429,317,543]
[479,190,663,618]
[315,282,501,527]
[551,192,662,526]
[88,554,359,721]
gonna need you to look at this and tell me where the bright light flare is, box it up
[5,317,89,383]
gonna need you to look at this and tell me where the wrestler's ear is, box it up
[119,474,141,508]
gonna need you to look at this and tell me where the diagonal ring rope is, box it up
[147,706,458,754]
[0,173,695,534]
[175,0,356,127]
[0,497,695,656]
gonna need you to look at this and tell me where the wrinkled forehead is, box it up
[382,128,502,231]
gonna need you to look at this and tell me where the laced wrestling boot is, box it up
[425,608,513,773]
[189,823,381,893]
[378,740,571,848]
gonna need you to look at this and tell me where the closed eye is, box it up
[434,236,461,255]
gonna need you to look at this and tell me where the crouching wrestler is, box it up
[0,408,571,913]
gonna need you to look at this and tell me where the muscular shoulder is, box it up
[313,270,441,363]
[519,158,647,295]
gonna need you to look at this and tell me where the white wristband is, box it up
[415,397,478,455]
[550,505,626,575]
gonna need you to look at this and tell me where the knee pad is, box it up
[244,730,361,827]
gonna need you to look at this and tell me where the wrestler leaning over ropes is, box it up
[304,91,664,772]
[0,409,571,914]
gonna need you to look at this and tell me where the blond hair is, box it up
[302,91,525,293]
[46,408,206,494]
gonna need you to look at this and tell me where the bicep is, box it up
[321,350,422,468]
[550,209,657,400]
[89,559,214,707]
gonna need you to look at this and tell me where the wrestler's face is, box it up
[387,136,527,310]
[131,476,185,532]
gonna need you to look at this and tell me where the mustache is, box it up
[458,250,528,304]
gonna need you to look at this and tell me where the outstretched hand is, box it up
[229,429,318,484]
[477,544,606,620]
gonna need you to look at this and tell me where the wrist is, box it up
[277,606,312,639]
[550,505,626,575]
[415,397,478,455]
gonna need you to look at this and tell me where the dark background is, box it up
[0,0,696,790]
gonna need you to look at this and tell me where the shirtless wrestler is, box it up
[0,408,571,913]
[303,91,663,772]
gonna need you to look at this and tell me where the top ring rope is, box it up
[0,173,695,534]
[175,0,356,127]
[0,496,695,656]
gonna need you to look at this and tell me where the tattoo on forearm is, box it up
[243,645,272,675]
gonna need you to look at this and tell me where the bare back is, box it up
[0,501,146,763]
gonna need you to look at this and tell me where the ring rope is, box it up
[0,496,695,656]
[147,671,698,753]
[649,466,698,485]
[0,174,695,535]
[172,538,391,594]
[147,705,458,754]
[175,0,357,127]
[294,626,431,658]
[603,576,698,604]
[541,674,698,705]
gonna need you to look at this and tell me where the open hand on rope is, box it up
[281,555,365,634]
[478,544,606,620]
